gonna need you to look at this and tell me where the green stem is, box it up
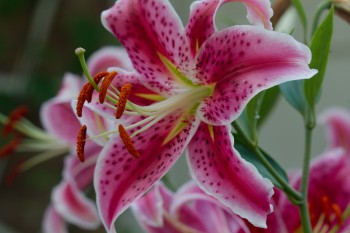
[233,122,302,201]
[298,126,314,233]
[311,0,331,36]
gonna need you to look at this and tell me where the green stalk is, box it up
[311,0,331,35]
[298,126,314,233]
[233,122,302,201]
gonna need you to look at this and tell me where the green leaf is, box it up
[304,6,334,108]
[257,86,280,127]
[236,92,264,144]
[234,139,289,189]
[279,80,308,115]
[291,0,308,42]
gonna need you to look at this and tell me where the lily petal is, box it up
[52,181,100,229]
[131,183,167,227]
[101,0,192,94]
[186,0,273,56]
[195,26,317,125]
[187,123,273,227]
[94,115,200,233]
[42,205,68,233]
[319,107,350,155]
[87,46,133,76]
[40,74,83,145]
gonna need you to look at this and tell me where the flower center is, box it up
[75,48,214,159]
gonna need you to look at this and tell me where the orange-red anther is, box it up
[118,124,139,158]
[76,125,87,162]
[86,71,109,103]
[76,72,109,117]
[0,134,22,158]
[99,71,117,103]
[331,203,343,225]
[321,195,331,224]
[116,83,132,119]
[3,106,29,136]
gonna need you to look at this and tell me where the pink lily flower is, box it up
[247,108,350,233]
[132,181,251,233]
[78,0,317,232]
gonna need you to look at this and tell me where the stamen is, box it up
[76,125,87,162]
[0,134,22,158]
[321,195,331,224]
[76,72,107,117]
[116,83,132,119]
[331,203,343,225]
[99,71,117,103]
[118,124,139,158]
[86,71,109,103]
[3,106,29,136]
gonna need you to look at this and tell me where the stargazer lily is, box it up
[75,0,317,232]
[247,108,350,233]
[132,181,250,233]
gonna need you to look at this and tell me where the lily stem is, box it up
[232,122,302,202]
[311,0,331,36]
[298,125,314,233]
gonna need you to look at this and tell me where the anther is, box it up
[321,195,331,223]
[0,134,22,158]
[3,106,29,136]
[118,124,140,158]
[76,125,87,162]
[76,72,108,117]
[116,83,132,119]
[331,203,343,225]
[99,71,117,103]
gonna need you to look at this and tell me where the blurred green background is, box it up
[0,0,349,232]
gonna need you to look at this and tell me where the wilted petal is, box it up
[87,46,133,76]
[187,123,273,227]
[186,0,273,56]
[52,181,100,229]
[94,115,200,232]
[40,74,82,145]
[319,107,350,154]
[42,205,68,233]
[195,26,316,125]
[101,0,193,95]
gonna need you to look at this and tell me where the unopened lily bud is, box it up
[331,0,350,23]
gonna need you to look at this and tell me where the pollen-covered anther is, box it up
[76,125,87,162]
[118,124,140,158]
[0,134,22,158]
[116,83,132,119]
[99,71,117,103]
[3,106,29,136]
[331,203,343,225]
[76,72,108,117]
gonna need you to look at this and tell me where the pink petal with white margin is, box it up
[87,46,133,76]
[42,205,68,233]
[63,140,101,190]
[131,183,167,227]
[186,0,273,56]
[187,123,273,227]
[94,115,200,233]
[101,0,193,95]
[52,181,100,229]
[195,26,317,125]
[40,73,83,145]
[319,107,350,155]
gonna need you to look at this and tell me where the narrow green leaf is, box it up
[279,80,308,115]
[304,7,334,108]
[257,86,280,127]
[236,92,264,143]
[291,0,308,43]
[234,139,289,189]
